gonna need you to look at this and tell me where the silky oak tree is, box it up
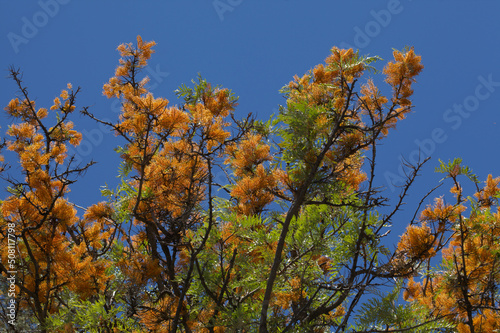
[1,36,498,332]
[0,69,114,332]
[402,159,500,333]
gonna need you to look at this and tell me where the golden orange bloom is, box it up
[397,223,436,260]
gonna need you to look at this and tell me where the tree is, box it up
[403,159,500,333]
[1,36,497,332]
[0,69,112,332]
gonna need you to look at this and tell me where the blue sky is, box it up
[1,1,500,241]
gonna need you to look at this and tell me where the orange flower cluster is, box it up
[397,223,436,260]
[6,98,81,171]
[187,94,231,152]
[226,134,285,216]
[138,296,185,331]
[380,47,423,134]
[359,79,388,120]
[383,47,423,106]
[324,151,366,192]
[288,47,365,111]
[420,197,466,232]
[474,174,500,208]
[141,141,207,220]
[103,36,156,99]
[324,47,365,82]
[274,276,306,311]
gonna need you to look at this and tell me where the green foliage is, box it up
[46,294,141,332]
[331,52,382,75]
[436,158,479,184]
[175,73,238,107]
[355,280,454,332]
[253,113,280,141]
[189,204,276,328]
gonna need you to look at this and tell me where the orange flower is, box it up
[397,223,436,259]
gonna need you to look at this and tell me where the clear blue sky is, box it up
[2,1,500,241]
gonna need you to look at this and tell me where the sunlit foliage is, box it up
[1,37,497,333]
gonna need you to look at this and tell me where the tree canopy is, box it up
[1,36,499,333]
